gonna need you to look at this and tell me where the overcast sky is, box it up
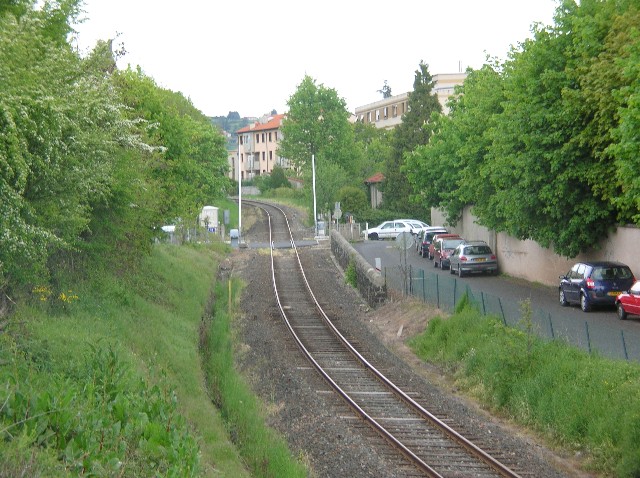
[73,0,559,118]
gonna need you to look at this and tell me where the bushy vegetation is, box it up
[405,0,640,257]
[408,304,640,477]
[345,256,357,288]
[0,0,230,301]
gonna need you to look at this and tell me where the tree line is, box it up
[0,0,230,300]
[406,0,640,257]
[278,0,640,259]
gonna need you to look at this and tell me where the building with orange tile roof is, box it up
[233,113,288,180]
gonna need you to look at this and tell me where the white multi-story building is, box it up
[354,72,467,129]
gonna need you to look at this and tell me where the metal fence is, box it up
[383,263,640,363]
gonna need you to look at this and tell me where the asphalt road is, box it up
[352,238,640,362]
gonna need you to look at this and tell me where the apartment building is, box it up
[233,113,288,180]
[354,72,467,129]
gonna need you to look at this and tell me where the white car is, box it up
[362,220,413,240]
[397,219,429,235]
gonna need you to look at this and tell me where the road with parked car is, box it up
[352,220,640,361]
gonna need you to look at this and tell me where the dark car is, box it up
[416,227,448,258]
[559,261,635,312]
[615,280,640,320]
[449,240,498,277]
[431,235,464,267]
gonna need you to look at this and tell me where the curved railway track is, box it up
[242,199,525,478]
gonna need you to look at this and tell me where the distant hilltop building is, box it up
[355,72,467,129]
[356,72,467,209]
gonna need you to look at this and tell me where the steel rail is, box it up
[245,199,522,478]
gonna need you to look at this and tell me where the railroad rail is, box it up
[242,199,524,478]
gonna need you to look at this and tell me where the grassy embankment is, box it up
[0,237,308,477]
[408,296,640,478]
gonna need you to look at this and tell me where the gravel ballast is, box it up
[228,204,594,478]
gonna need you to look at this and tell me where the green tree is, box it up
[267,165,292,190]
[610,12,640,223]
[0,5,128,285]
[279,75,358,216]
[568,2,640,224]
[406,64,505,225]
[353,121,392,179]
[336,186,369,218]
[476,2,628,258]
[112,68,229,227]
[383,61,442,215]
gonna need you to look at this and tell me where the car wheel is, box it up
[580,293,591,312]
[559,288,569,307]
[458,265,464,278]
[617,303,628,320]
[370,232,379,240]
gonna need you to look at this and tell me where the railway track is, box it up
[242,199,526,478]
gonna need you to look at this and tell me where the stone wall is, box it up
[330,230,387,307]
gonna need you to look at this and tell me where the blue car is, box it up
[559,261,636,312]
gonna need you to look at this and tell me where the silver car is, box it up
[449,241,498,277]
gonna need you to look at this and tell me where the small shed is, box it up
[365,172,385,209]
[199,206,219,231]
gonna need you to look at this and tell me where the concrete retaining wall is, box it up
[330,230,387,307]
[431,206,640,287]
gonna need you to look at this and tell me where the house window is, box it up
[269,151,273,161]
[255,133,259,143]
[376,110,380,121]
[383,106,388,119]
[269,132,272,142]
[240,136,243,145]
[367,111,371,122]
[262,152,265,162]
[392,105,397,117]
[262,133,266,142]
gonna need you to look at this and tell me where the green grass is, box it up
[0,242,308,477]
[202,279,308,477]
[408,302,640,477]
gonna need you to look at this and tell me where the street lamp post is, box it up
[312,114,323,239]
[312,153,317,237]
[238,143,242,244]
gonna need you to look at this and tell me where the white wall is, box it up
[431,207,640,286]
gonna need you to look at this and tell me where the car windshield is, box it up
[464,245,492,255]
[443,239,464,249]
[591,266,633,280]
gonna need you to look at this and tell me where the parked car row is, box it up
[365,221,640,319]
[415,227,499,277]
[362,219,428,240]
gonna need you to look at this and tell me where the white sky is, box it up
[73,0,558,118]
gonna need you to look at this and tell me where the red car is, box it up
[433,237,465,270]
[428,233,461,260]
[615,280,640,320]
